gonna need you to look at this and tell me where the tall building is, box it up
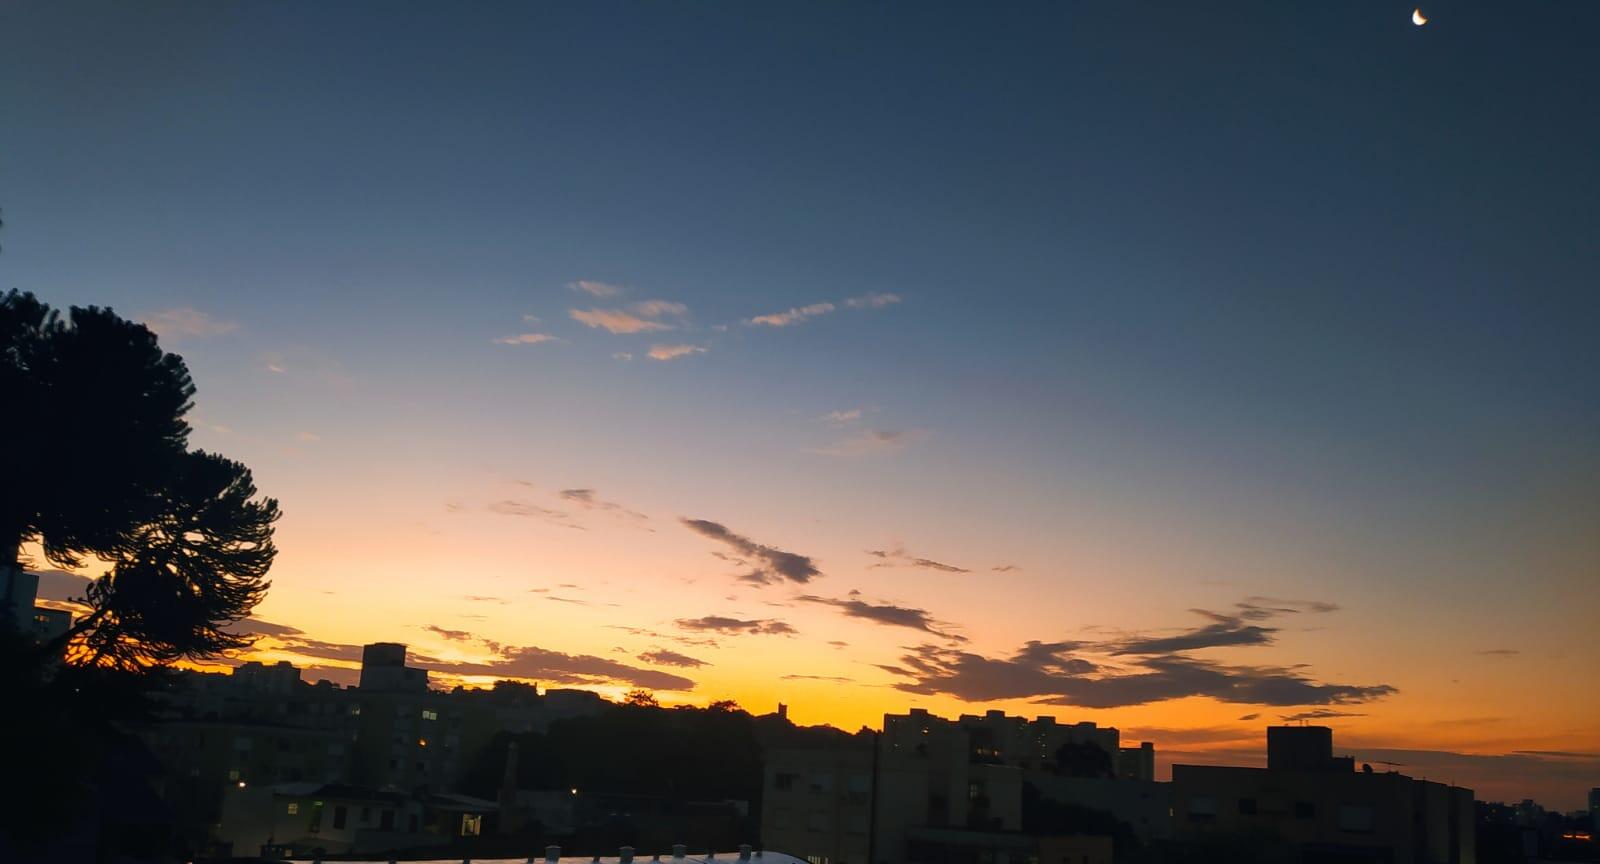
[1,567,40,631]
[761,708,1163,864]
[1173,727,1474,863]
[761,742,874,864]
[1268,724,1355,773]
[358,642,429,692]
[0,568,74,642]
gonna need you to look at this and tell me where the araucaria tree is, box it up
[1,289,280,668]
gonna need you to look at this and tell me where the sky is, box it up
[3,1,1597,809]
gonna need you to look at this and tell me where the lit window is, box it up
[227,769,240,781]
[461,814,482,836]
[422,709,438,721]
[288,803,299,815]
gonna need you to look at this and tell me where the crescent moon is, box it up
[1412,8,1428,26]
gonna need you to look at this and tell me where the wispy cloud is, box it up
[1111,610,1279,655]
[871,598,1379,709]
[681,518,821,585]
[493,332,557,345]
[992,564,1021,573]
[867,545,969,573]
[648,343,706,361]
[797,593,965,641]
[844,291,901,309]
[569,279,624,298]
[639,649,708,668]
[1280,709,1365,721]
[142,307,239,340]
[749,302,836,327]
[821,408,863,425]
[419,643,697,691]
[1109,600,1339,655]
[880,642,1394,709]
[674,616,797,636]
[424,625,475,642]
[570,300,687,334]
[486,499,584,530]
[1476,648,1520,657]
[745,292,901,328]
[814,428,922,456]
[559,488,650,525]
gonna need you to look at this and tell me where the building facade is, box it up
[1172,726,1474,864]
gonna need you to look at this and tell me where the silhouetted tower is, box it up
[1267,725,1352,772]
[358,642,428,691]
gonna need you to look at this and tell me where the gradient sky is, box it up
[3,1,1597,808]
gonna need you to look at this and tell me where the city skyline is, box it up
[4,0,1597,816]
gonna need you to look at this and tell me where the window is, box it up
[846,809,870,835]
[1294,801,1315,819]
[361,806,372,823]
[287,803,300,816]
[461,814,482,836]
[846,774,870,802]
[422,709,439,721]
[809,772,833,793]
[1338,804,1375,833]
[1238,797,1257,815]
[807,811,832,833]
[227,769,240,781]
[775,772,799,791]
[332,805,347,829]
[233,736,253,751]
[1188,796,1218,822]
[380,809,395,830]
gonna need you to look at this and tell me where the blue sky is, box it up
[4,1,1598,807]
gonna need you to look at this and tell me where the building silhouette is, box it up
[1172,726,1474,863]
[762,708,1165,864]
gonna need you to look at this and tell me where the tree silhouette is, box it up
[622,689,660,708]
[69,450,279,669]
[0,290,279,668]
[1054,739,1115,778]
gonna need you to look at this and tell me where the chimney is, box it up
[672,844,687,860]
[619,847,636,863]
[739,845,753,861]
[545,845,561,862]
